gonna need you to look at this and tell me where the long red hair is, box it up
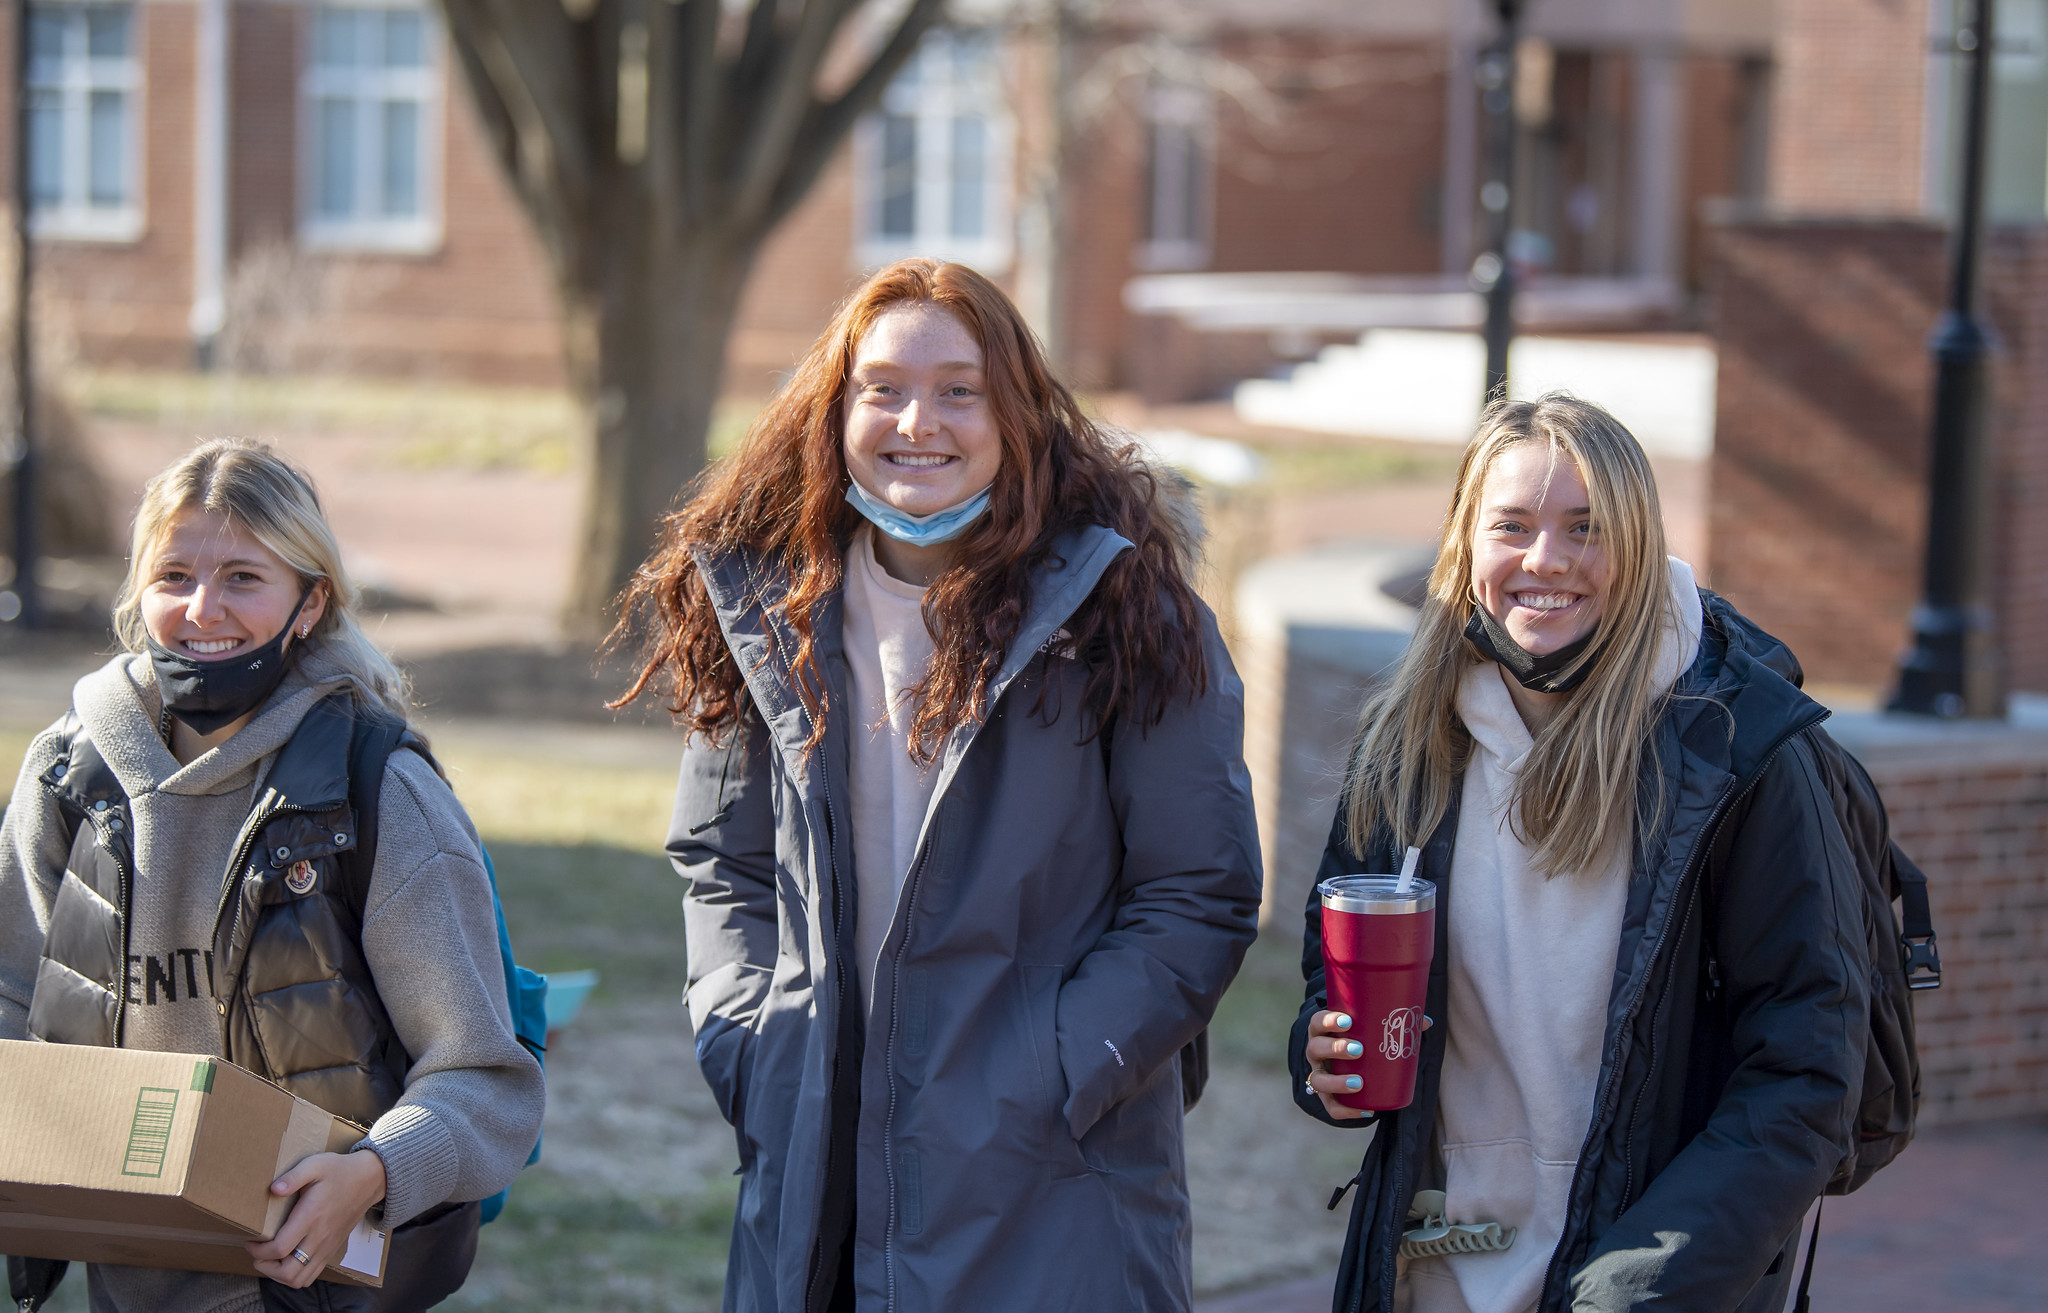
[613,258,1207,757]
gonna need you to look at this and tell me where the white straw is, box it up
[1395,846,1421,894]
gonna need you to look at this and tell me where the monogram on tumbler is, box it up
[1319,848,1436,1112]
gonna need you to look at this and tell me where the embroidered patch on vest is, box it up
[285,860,318,896]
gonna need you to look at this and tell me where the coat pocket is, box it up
[1019,964,1092,1181]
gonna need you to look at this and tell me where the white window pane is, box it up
[314,9,359,68]
[86,6,129,59]
[879,114,917,238]
[27,9,66,69]
[949,116,985,239]
[88,90,127,206]
[317,97,356,217]
[1147,121,1202,244]
[383,10,423,67]
[27,95,64,208]
[381,100,419,215]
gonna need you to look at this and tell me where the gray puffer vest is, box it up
[27,692,411,1129]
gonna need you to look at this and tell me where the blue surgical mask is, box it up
[844,478,993,546]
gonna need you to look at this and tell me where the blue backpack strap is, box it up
[476,846,549,1073]
[475,844,547,1225]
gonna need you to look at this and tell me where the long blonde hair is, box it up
[112,439,415,725]
[1344,395,1676,876]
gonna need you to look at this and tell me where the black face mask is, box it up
[148,588,313,735]
[1464,605,1601,695]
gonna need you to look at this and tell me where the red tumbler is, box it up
[1319,875,1436,1111]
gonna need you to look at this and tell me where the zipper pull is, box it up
[1327,1170,1363,1211]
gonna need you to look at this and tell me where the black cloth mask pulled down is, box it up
[148,587,314,735]
[1464,604,1601,695]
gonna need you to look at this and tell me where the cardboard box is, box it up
[0,1040,386,1285]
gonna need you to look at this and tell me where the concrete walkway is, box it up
[1194,1118,2048,1313]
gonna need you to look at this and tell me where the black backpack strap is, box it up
[1792,1196,1823,1313]
[8,1255,67,1313]
[1892,843,1941,990]
[338,705,423,926]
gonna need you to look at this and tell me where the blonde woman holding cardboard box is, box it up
[0,440,542,1312]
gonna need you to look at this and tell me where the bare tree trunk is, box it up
[562,228,756,633]
[436,0,949,636]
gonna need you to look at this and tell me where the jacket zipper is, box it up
[207,799,301,1042]
[880,828,941,1312]
[1617,728,1809,1212]
[803,787,850,1313]
[1536,719,1821,1306]
[1618,885,1699,1208]
[107,821,135,1047]
[43,777,140,1047]
[212,800,296,944]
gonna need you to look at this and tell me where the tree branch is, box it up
[728,0,846,221]
[764,0,947,225]
[441,0,600,203]
[733,0,787,104]
[673,0,724,225]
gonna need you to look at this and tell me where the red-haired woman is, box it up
[616,259,1262,1312]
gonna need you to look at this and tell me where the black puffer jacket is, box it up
[29,693,410,1129]
[1290,593,1872,1313]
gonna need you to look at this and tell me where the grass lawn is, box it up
[65,368,762,475]
[429,733,737,1312]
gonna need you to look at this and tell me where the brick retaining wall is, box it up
[1831,715,2048,1126]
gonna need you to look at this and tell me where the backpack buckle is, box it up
[1902,934,1942,991]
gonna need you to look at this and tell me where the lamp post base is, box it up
[1888,604,2003,718]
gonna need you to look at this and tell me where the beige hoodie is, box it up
[0,646,543,1313]
[1405,560,1704,1313]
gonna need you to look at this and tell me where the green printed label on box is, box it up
[121,1087,179,1177]
[190,1061,214,1093]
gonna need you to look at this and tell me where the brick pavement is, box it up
[1193,1119,2048,1313]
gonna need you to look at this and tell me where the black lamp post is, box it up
[1889,0,2000,717]
[5,0,38,629]
[1474,0,1523,406]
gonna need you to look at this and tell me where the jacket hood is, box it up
[1701,589,1805,688]
[692,524,1135,773]
[72,643,362,801]
[1671,590,1827,785]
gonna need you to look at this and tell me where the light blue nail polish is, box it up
[1345,1041,1363,1057]
[1344,1076,1362,1091]
[1335,1014,1352,1029]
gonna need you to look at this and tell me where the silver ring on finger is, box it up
[292,1247,313,1266]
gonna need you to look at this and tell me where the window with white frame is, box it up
[1137,82,1210,271]
[26,2,143,241]
[857,29,1012,270]
[301,2,440,250]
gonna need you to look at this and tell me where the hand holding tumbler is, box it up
[1319,874,1437,1111]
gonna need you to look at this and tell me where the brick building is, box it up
[1707,0,2048,696]
[1,0,1773,393]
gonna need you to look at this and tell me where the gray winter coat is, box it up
[667,526,1263,1313]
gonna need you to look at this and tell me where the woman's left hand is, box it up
[244,1149,388,1288]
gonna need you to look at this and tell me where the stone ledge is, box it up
[1825,695,2048,773]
